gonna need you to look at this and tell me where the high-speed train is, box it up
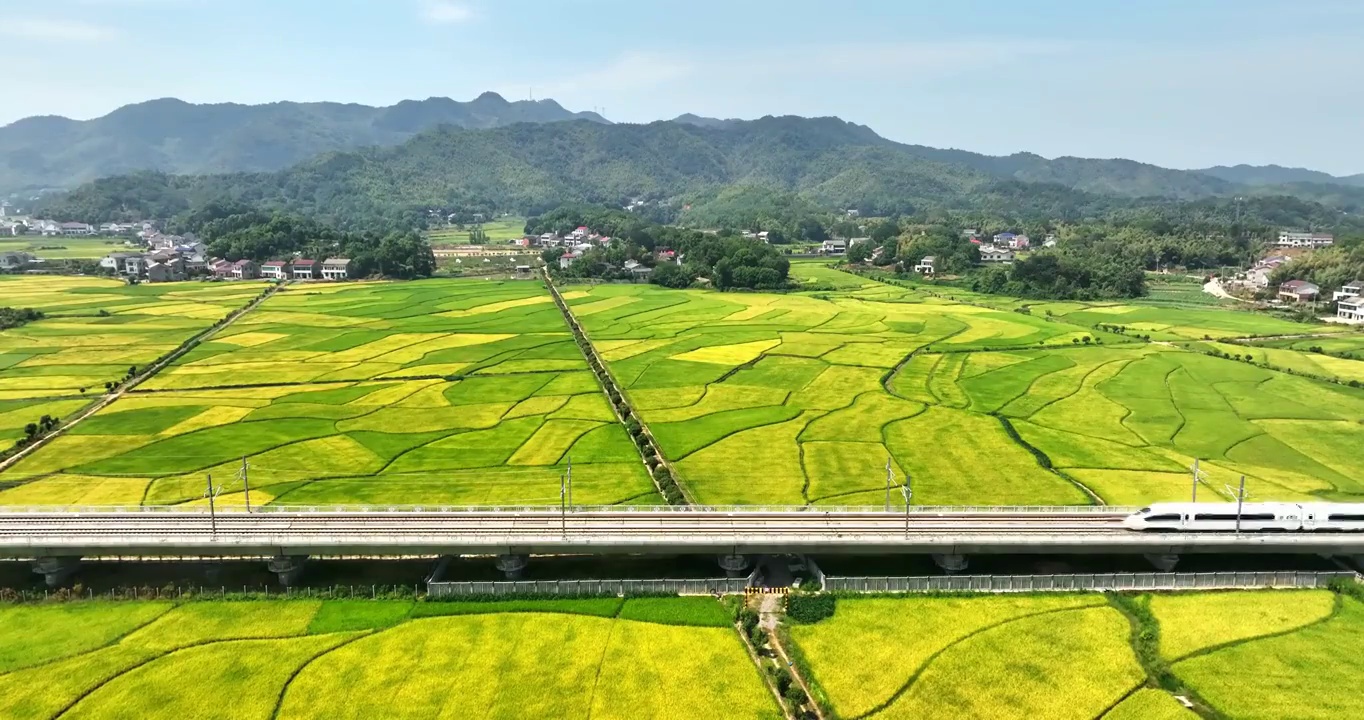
[1123,503,1364,532]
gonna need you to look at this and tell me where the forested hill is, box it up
[1194,164,1364,188]
[38,115,1364,230]
[0,92,607,193]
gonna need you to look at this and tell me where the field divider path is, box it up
[736,618,796,720]
[766,618,825,720]
[0,281,286,477]
[544,271,692,505]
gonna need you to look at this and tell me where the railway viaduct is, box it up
[7,506,1364,586]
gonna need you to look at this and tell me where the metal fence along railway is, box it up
[826,571,1361,593]
[427,578,749,597]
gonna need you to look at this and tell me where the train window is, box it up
[1137,507,1152,514]
[1147,514,1181,522]
[1194,513,1277,522]
[1328,514,1364,522]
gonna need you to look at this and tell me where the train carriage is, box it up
[1123,503,1305,532]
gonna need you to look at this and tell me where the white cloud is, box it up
[421,1,474,24]
[11,18,119,42]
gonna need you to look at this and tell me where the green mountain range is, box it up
[30,106,1364,229]
[0,93,607,194]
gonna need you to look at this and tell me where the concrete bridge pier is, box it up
[933,553,969,574]
[495,554,528,580]
[267,555,308,587]
[32,556,80,587]
[717,554,752,578]
[1145,554,1181,572]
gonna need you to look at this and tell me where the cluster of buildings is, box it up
[1274,279,1364,323]
[89,225,357,284]
[199,257,353,282]
[516,227,613,252]
[0,209,148,238]
[1239,255,1291,290]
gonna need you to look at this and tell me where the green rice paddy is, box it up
[0,279,653,507]
[4,268,1361,508]
[0,276,260,401]
[0,597,777,720]
[0,236,132,260]
[789,588,1359,720]
[572,269,1364,506]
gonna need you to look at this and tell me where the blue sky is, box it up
[7,0,1364,174]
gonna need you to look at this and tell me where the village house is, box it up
[1278,280,1320,303]
[1277,231,1334,249]
[979,246,1015,264]
[1332,280,1363,303]
[146,258,187,283]
[559,251,581,270]
[99,252,147,278]
[1043,235,1058,248]
[623,259,653,280]
[57,222,95,237]
[0,251,35,270]
[993,232,1018,245]
[260,260,292,280]
[321,258,353,281]
[292,259,320,280]
[1008,234,1031,250]
[914,256,936,275]
[231,259,260,280]
[210,259,234,278]
[822,239,847,256]
[1339,296,1364,323]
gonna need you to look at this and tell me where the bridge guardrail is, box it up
[826,570,1361,593]
[426,577,748,597]
[0,504,1140,515]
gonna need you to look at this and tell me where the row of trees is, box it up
[538,210,792,291]
[0,308,43,331]
[185,205,436,279]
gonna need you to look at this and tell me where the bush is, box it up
[784,684,808,708]
[786,594,836,624]
[626,419,642,436]
[652,466,672,482]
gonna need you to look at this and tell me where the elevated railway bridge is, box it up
[5,505,1364,586]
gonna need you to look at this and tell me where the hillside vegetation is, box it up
[36,116,1364,232]
[0,93,605,193]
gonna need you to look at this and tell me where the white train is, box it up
[1123,503,1364,532]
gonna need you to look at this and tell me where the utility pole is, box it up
[240,456,252,513]
[902,474,913,537]
[205,474,220,535]
[567,457,573,509]
[1191,459,1201,503]
[1234,475,1247,535]
[560,471,567,538]
[884,458,893,513]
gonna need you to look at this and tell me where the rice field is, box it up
[0,237,132,260]
[0,276,261,400]
[571,269,1362,506]
[789,588,1363,720]
[1163,592,1364,719]
[0,598,778,720]
[787,594,1143,719]
[0,279,653,507]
